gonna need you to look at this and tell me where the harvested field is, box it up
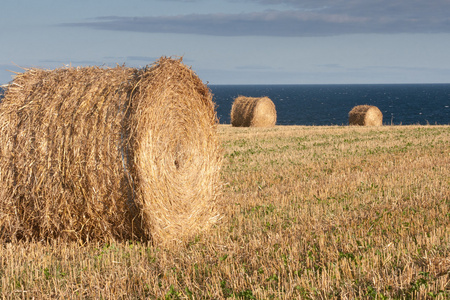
[0,125,449,299]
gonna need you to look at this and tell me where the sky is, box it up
[1,0,450,85]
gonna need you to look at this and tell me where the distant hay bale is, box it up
[0,57,222,244]
[230,96,276,127]
[348,105,383,126]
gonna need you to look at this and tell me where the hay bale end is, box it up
[0,57,222,244]
[230,96,276,127]
[348,105,383,126]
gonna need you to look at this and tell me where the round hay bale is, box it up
[0,57,222,244]
[348,105,383,126]
[230,96,276,127]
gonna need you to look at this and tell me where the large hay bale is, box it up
[230,96,276,127]
[348,105,383,126]
[0,57,222,244]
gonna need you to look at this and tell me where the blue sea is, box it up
[1,84,449,125]
[210,84,450,126]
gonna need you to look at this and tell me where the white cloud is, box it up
[61,4,450,37]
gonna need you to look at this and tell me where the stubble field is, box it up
[1,124,449,299]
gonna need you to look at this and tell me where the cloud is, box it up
[246,0,448,14]
[61,3,450,37]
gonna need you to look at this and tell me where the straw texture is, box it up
[348,105,383,126]
[230,96,276,127]
[0,57,222,244]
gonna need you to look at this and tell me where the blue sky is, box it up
[1,0,450,85]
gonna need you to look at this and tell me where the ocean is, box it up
[1,84,449,125]
[210,84,450,126]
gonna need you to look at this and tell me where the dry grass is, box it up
[0,125,449,299]
[231,96,276,127]
[349,105,383,126]
[0,57,222,244]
